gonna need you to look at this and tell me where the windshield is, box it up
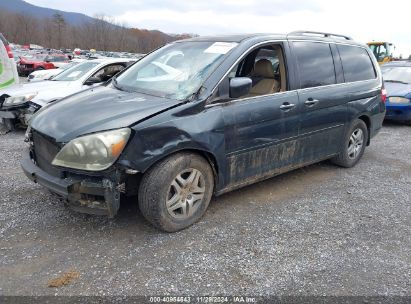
[382,66,411,84]
[52,61,100,81]
[115,41,237,100]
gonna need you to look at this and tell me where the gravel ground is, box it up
[0,123,410,297]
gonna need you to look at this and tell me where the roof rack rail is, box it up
[288,31,352,41]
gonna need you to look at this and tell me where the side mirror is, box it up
[229,77,252,99]
[84,77,102,86]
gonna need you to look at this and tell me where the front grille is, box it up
[32,130,62,177]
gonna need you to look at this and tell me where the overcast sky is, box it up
[26,0,411,56]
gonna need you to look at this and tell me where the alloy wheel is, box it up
[347,128,364,160]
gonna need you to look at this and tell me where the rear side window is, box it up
[337,45,376,82]
[292,42,336,89]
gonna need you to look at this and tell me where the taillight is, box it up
[5,45,13,58]
[381,88,387,103]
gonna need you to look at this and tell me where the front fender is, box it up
[119,103,228,190]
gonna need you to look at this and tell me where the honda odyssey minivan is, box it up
[22,31,386,232]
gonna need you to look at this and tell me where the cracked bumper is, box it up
[21,148,121,217]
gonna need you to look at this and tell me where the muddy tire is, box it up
[138,152,214,232]
[331,119,368,168]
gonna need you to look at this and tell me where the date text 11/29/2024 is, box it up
[148,296,257,303]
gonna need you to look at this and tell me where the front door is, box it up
[222,91,301,185]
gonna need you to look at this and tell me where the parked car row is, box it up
[17,53,71,76]
[0,58,136,130]
[10,44,144,77]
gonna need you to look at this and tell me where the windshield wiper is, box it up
[385,80,410,84]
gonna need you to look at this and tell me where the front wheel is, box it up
[331,119,368,168]
[138,153,214,232]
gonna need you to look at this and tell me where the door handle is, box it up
[280,103,296,110]
[305,98,319,106]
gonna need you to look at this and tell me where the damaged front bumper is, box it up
[0,103,40,128]
[21,148,123,217]
[0,110,17,119]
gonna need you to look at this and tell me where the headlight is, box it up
[388,97,410,104]
[52,128,131,171]
[4,92,38,106]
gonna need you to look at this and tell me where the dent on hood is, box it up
[30,86,182,142]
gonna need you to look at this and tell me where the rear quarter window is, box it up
[292,41,336,89]
[337,45,376,82]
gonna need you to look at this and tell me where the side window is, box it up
[292,42,336,89]
[92,64,125,82]
[337,45,376,82]
[220,44,287,99]
[254,48,279,72]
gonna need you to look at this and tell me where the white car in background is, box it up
[27,59,85,82]
[0,58,135,130]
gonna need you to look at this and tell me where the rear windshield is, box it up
[381,66,411,84]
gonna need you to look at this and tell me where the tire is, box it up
[138,152,214,232]
[331,119,368,168]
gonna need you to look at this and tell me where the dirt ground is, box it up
[0,123,410,298]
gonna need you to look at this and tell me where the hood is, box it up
[1,81,78,106]
[30,85,182,142]
[384,82,411,98]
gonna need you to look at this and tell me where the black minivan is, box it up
[22,31,386,232]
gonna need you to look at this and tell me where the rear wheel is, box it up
[138,153,214,232]
[331,119,368,168]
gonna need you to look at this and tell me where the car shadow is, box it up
[113,160,338,232]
